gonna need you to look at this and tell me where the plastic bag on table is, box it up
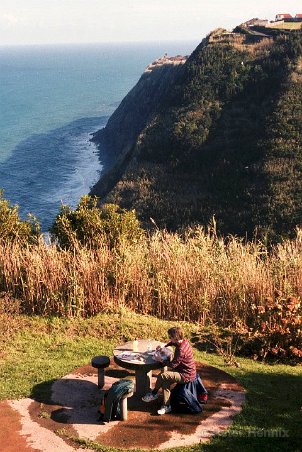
[153,347,173,362]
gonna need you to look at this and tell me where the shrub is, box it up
[0,191,40,244]
[50,195,143,249]
[247,293,302,362]
[194,293,302,365]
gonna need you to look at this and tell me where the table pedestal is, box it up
[135,369,152,395]
[113,340,166,396]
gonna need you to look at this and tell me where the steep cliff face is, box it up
[91,29,302,239]
[90,56,186,196]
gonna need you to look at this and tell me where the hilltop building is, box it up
[240,14,302,32]
[275,14,293,21]
[275,13,302,22]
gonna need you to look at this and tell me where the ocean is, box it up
[0,41,197,231]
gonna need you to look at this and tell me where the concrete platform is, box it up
[1,361,245,451]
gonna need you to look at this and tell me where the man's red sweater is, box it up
[166,339,196,382]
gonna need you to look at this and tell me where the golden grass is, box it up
[267,22,302,30]
[1,227,302,324]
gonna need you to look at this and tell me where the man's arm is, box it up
[169,346,185,368]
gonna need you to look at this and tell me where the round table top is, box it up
[113,339,166,372]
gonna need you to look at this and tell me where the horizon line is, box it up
[0,38,201,49]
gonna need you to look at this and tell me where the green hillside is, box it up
[92,29,302,240]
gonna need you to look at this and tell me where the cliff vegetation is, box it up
[92,28,302,240]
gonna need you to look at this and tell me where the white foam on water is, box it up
[43,125,103,208]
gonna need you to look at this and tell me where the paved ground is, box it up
[0,361,245,451]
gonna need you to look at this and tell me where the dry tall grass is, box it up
[1,227,302,324]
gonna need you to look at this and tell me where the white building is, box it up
[275,13,292,21]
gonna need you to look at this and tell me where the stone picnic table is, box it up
[113,339,167,395]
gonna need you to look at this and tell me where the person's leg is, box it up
[154,371,184,405]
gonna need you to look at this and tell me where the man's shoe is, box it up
[142,392,159,402]
[157,405,172,415]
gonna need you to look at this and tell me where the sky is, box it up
[1,0,302,46]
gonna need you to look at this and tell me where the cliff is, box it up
[91,28,302,239]
[90,55,187,196]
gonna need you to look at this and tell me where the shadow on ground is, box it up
[25,361,245,450]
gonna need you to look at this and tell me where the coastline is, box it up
[0,116,107,231]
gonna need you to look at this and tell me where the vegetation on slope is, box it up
[260,48,302,237]
[99,30,302,240]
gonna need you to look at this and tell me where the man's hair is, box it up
[168,327,184,341]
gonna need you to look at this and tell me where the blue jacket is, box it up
[170,374,208,413]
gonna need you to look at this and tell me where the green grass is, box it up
[0,311,301,452]
[0,311,197,400]
[198,353,302,451]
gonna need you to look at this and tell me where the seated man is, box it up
[142,326,196,415]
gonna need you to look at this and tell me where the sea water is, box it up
[0,41,197,231]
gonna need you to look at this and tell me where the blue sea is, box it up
[0,41,197,231]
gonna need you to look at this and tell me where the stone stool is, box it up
[120,391,134,421]
[91,355,110,388]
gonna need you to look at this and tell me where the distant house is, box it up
[295,14,302,19]
[275,13,293,21]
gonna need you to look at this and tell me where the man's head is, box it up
[167,326,184,343]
